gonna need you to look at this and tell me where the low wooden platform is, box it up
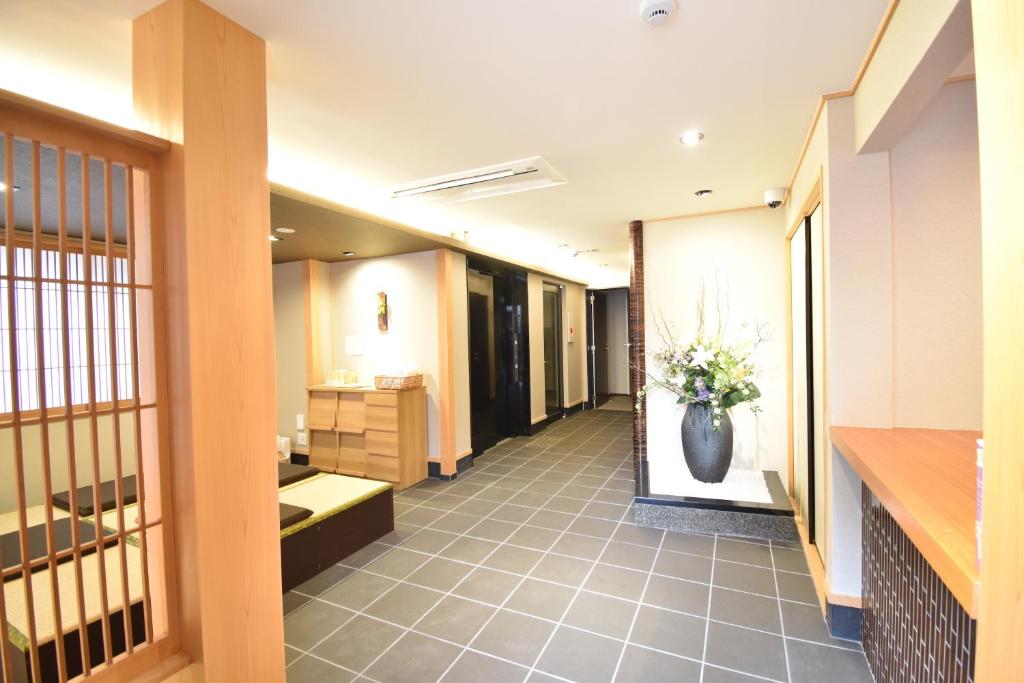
[278,473,394,592]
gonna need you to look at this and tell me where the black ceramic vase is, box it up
[680,403,733,483]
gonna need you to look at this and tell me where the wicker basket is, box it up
[374,374,423,391]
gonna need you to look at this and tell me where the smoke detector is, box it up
[640,0,676,26]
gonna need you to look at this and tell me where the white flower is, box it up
[690,345,714,369]
[742,388,750,395]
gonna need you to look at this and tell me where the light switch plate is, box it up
[296,432,307,447]
[296,413,305,431]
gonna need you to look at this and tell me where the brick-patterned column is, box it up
[628,220,646,489]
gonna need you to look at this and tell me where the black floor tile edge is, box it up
[826,602,862,642]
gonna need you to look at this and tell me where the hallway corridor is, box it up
[282,411,871,683]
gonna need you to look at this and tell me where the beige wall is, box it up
[449,252,472,457]
[890,80,981,429]
[564,283,588,407]
[328,251,442,457]
[0,414,137,511]
[272,261,308,449]
[644,209,789,495]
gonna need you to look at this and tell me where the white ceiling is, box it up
[0,0,889,285]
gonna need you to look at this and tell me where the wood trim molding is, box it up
[785,0,902,194]
[0,88,171,155]
[849,0,902,93]
[435,249,457,476]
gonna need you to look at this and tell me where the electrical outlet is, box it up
[296,432,307,447]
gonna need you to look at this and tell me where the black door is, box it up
[467,261,531,455]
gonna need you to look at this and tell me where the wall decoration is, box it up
[637,295,768,483]
[377,291,389,332]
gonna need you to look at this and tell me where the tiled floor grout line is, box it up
[431,423,629,683]
[292,574,863,657]
[345,422,613,679]
[523,492,640,681]
[378,528,816,586]
[699,534,718,683]
[770,539,793,683]
[353,538,823,612]
[609,518,666,681]
[325,417,622,682]
[285,423,602,673]
[285,413,859,682]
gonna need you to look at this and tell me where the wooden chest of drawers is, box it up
[306,385,428,490]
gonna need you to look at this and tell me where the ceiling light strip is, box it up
[391,168,538,198]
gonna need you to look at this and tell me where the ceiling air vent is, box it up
[390,156,566,203]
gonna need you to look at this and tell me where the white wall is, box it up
[328,251,442,457]
[644,209,788,496]
[605,289,630,395]
[890,80,981,429]
[0,415,137,511]
[272,261,307,448]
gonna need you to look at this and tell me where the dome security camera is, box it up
[764,187,786,209]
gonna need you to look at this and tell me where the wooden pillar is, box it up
[436,249,458,476]
[132,1,285,680]
[973,1,1024,680]
[304,260,330,387]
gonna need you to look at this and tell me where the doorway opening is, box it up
[542,282,564,418]
[467,257,531,455]
[586,287,630,409]
[790,203,825,557]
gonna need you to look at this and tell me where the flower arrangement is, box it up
[638,297,767,429]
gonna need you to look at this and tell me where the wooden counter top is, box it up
[830,426,980,616]
[307,384,415,393]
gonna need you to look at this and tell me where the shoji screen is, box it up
[0,107,175,683]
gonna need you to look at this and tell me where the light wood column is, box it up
[304,260,330,386]
[132,1,285,680]
[973,1,1024,680]
[435,249,458,476]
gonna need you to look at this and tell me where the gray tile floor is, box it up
[284,410,873,683]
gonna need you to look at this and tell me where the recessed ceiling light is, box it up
[694,189,713,197]
[343,251,356,257]
[268,235,282,242]
[679,130,705,146]
[275,227,295,234]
